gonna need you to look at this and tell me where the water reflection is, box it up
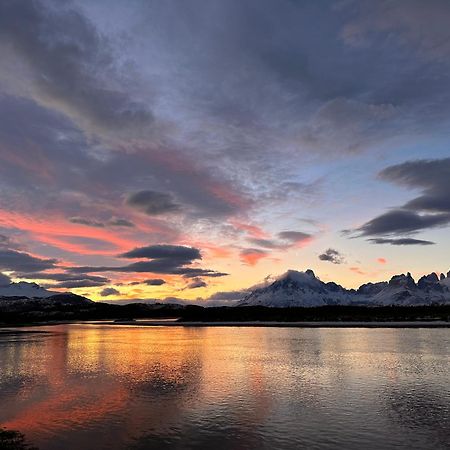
[0,326,449,449]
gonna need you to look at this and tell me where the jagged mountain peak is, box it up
[239,269,450,307]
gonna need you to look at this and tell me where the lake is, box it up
[0,324,449,449]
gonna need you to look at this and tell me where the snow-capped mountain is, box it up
[0,281,56,298]
[0,281,94,315]
[240,270,354,307]
[239,269,450,307]
[372,272,450,306]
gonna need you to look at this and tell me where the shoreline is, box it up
[105,320,450,328]
[2,320,449,329]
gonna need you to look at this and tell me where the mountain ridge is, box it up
[239,269,450,307]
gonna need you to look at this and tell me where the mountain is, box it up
[0,281,56,298]
[239,269,450,307]
[0,282,97,318]
[0,292,94,313]
[239,270,354,307]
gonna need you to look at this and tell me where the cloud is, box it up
[319,248,345,264]
[278,231,313,245]
[354,158,450,240]
[107,218,134,228]
[67,244,226,279]
[144,278,166,286]
[186,278,207,289]
[358,210,450,236]
[14,271,110,289]
[0,235,12,247]
[240,248,269,266]
[207,290,248,302]
[0,249,58,272]
[368,237,435,246]
[248,231,313,250]
[69,216,134,229]
[377,258,387,264]
[100,287,120,297]
[0,0,152,133]
[120,245,201,261]
[379,158,450,213]
[69,217,105,228]
[300,98,398,154]
[55,279,107,289]
[0,272,11,286]
[340,0,450,61]
[17,272,109,283]
[70,216,134,229]
[248,238,279,249]
[126,190,181,216]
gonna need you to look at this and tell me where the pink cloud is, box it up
[240,248,269,266]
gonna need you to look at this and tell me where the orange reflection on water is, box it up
[1,325,449,450]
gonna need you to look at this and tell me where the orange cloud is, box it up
[377,257,387,264]
[349,266,366,275]
[230,220,268,239]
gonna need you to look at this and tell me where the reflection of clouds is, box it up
[1,326,449,450]
[0,325,206,449]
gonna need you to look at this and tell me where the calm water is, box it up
[0,324,449,450]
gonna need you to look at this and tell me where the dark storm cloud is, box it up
[100,287,120,297]
[0,0,152,132]
[319,248,345,264]
[356,158,450,238]
[368,238,435,246]
[0,249,58,272]
[126,191,181,216]
[0,272,11,286]
[120,245,201,261]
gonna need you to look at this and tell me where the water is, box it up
[0,324,449,450]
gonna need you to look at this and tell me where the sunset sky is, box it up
[0,0,449,303]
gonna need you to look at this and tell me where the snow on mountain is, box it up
[239,269,450,307]
[240,270,354,307]
[0,281,56,298]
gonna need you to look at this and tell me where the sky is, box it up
[0,0,449,303]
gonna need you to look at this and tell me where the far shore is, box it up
[1,320,449,329]
[104,320,450,328]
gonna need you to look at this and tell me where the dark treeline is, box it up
[1,296,449,324]
[0,428,37,450]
